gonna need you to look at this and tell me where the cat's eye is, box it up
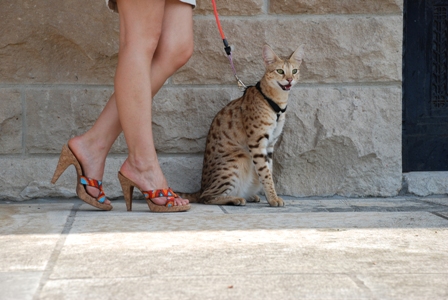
[292,69,298,74]
[276,69,285,75]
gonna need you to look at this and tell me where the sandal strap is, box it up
[142,188,178,207]
[80,176,107,204]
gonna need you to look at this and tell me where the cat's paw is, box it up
[248,195,261,202]
[268,197,284,207]
[233,198,246,206]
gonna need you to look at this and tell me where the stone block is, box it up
[0,0,118,84]
[25,88,127,154]
[270,0,403,15]
[274,85,402,197]
[403,172,448,196]
[0,89,22,154]
[0,156,82,200]
[175,16,402,84]
[194,0,264,16]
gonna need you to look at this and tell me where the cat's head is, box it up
[262,44,304,92]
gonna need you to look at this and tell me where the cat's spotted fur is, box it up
[181,45,304,206]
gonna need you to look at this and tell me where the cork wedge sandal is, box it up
[118,171,190,212]
[51,145,113,211]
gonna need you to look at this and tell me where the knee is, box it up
[171,39,194,70]
[179,39,194,68]
[161,37,194,71]
[121,29,163,58]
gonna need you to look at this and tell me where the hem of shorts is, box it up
[106,0,196,12]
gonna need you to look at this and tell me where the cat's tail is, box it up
[175,191,201,203]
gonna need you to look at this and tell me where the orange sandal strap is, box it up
[79,176,107,204]
[142,188,178,207]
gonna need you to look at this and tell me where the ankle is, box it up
[123,155,159,174]
[120,157,167,191]
[69,135,108,162]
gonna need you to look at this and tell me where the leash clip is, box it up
[226,50,247,91]
[235,75,246,91]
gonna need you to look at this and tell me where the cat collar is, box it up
[255,82,287,121]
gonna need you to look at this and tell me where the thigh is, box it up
[157,0,194,50]
[117,0,166,47]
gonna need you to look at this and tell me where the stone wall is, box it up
[0,0,403,200]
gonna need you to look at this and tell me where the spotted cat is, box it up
[180,44,304,206]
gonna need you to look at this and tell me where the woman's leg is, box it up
[151,0,194,79]
[69,0,194,205]
[113,0,167,204]
[117,0,194,206]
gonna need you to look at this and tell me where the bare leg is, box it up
[114,0,166,204]
[68,0,193,205]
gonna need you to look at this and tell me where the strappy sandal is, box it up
[117,171,190,212]
[51,144,113,211]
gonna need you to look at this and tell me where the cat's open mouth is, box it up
[278,82,292,91]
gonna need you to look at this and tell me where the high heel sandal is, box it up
[118,171,190,212]
[51,144,113,211]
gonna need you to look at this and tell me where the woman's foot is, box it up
[68,136,112,205]
[119,158,189,206]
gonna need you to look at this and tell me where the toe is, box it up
[174,197,189,206]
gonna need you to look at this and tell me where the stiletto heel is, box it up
[117,171,190,213]
[51,145,113,211]
[118,171,134,211]
[51,144,77,184]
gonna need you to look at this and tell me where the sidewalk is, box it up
[1,196,448,300]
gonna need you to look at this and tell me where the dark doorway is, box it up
[403,0,448,171]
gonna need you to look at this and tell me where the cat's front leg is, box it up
[249,137,284,207]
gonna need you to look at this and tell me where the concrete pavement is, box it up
[1,196,448,299]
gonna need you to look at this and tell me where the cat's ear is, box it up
[262,44,280,66]
[290,44,305,64]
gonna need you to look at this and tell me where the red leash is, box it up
[211,0,246,89]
